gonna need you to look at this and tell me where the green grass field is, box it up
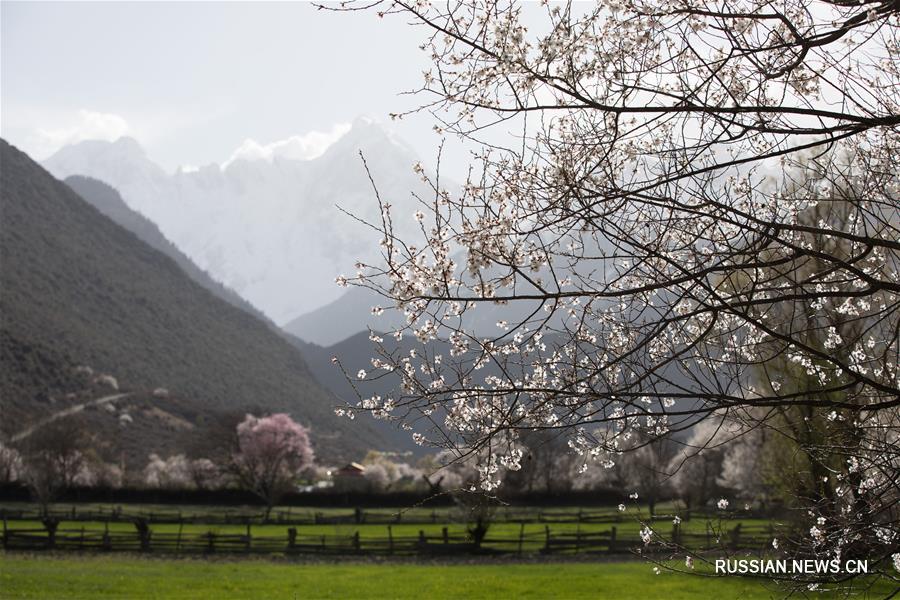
[3,502,847,599]
[4,554,894,599]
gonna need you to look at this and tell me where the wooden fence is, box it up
[1,521,776,558]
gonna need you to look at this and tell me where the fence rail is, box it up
[0,506,750,527]
[1,521,777,558]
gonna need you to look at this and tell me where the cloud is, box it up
[35,110,131,153]
[223,123,351,168]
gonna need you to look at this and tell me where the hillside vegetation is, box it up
[0,139,383,463]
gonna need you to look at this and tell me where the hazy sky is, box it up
[1,1,461,173]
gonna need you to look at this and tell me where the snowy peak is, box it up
[45,136,163,174]
[39,121,433,324]
[324,116,417,163]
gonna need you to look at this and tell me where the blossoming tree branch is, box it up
[328,0,899,585]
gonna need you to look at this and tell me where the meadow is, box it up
[2,503,897,598]
[4,553,892,600]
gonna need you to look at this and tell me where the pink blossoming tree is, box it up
[229,413,314,516]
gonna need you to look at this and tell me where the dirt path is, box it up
[9,392,132,443]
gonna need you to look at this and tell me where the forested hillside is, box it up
[0,140,383,464]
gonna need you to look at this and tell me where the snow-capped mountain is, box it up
[42,118,430,323]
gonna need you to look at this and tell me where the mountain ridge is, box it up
[63,175,271,324]
[42,120,431,323]
[1,139,385,464]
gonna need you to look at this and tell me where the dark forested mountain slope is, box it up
[0,140,384,463]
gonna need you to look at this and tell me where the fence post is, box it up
[246,523,252,552]
[544,526,551,554]
[575,525,581,554]
[609,526,617,554]
[176,522,183,552]
[287,527,297,551]
[388,525,394,555]
[442,527,449,545]
[353,531,361,553]
[102,521,111,552]
[207,531,215,554]
[418,530,427,554]
[672,523,681,546]
[730,523,742,550]
[134,518,151,553]
[518,523,525,555]
[43,517,59,550]
[2,516,7,550]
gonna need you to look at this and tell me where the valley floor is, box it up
[1,553,896,599]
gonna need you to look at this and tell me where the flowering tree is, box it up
[623,434,677,517]
[228,413,314,515]
[74,457,123,489]
[187,458,222,490]
[143,454,193,489]
[667,417,743,511]
[0,442,23,485]
[329,0,900,586]
[503,430,580,494]
[18,420,88,513]
[715,426,770,505]
[361,450,425,491]
[143,454,221,490]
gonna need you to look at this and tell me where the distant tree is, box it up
[74,452,124,489]
[187,407,263,464]
[573,432,676,512]
[18,419,88,513]
[449,489,497,550]
[667,418,740,511]
[142,454,222,490]
[228,413,314,516]
[143,454,193,489]
[186,458,221,491]
[361,450,424,492]
[362,462,390,491]
[623,435,677,517]
[417,453,457,494]
[505,430,578,494]
[716,426,772,507]
[0,442,23,484]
